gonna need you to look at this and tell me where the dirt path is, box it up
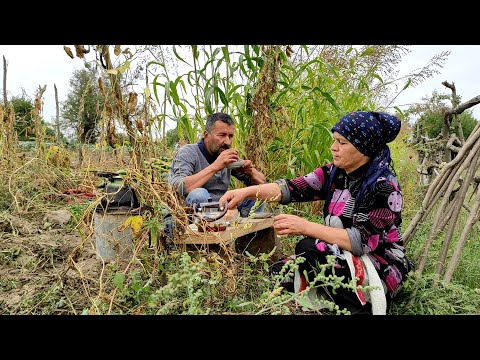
[0,214,105,314]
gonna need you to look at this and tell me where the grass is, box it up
[389,273,480,315]
[1,137,480,315]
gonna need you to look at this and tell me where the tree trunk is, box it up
[34,84,47,156]
[54,83,60,143]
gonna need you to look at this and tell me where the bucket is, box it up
[94,171,142,262]
[94,207,141,262]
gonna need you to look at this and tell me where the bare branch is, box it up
[446,95,480,115]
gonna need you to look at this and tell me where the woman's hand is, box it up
[273,214,311,236]
[219,188,247,210]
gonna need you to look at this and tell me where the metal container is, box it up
[94,171,141,262]
[94,207,140,262]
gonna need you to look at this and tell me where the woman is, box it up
[219,111,412,314]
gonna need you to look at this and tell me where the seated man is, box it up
[170,112,267,218]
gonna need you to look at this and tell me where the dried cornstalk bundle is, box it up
[246,45,286,174]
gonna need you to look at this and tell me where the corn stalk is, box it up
[99,45,141,168]
[34,84,47,157]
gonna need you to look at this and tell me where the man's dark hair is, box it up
[205,112,234,133]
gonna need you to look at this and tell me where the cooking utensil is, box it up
[192,200,228,222]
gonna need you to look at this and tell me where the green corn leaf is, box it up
[215,86,228,106]
[372,73,384,83]
[393,106,405,119]
[360,47,374,56]
[169,81,180,105]
[221,46,230,63]
[205,87,214,114]
[116,60,130,74]
[402,78,412,90]
[320,91,340,112]
[173,45,190,65]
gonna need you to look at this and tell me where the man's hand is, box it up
[237,160,267,184]
[212,148,239,171]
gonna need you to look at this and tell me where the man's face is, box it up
[204,121,235,157]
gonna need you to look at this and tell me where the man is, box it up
[170,112,266,214]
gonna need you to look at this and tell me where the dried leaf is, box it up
[98,77,106,97]
[107,119,117,148]
[136,119,144,133]
[105,104,113,117]
[34,98,42,112]
[114,45,122,56]
[127,92,138,113]
[122,47,133,58]
[74,45,85,59]
[63,46,74,59]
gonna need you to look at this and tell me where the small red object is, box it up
[208,224,226,232]
[197,223,226,232]
[63,189,95,203]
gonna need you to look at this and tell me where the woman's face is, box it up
[330,132,370,173]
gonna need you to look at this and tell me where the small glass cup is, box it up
[224,208,240,227]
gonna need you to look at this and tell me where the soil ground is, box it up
[0,213,105,314]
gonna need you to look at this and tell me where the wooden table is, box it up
[175,217,283,261]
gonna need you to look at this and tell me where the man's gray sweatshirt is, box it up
[169,143,254,201]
